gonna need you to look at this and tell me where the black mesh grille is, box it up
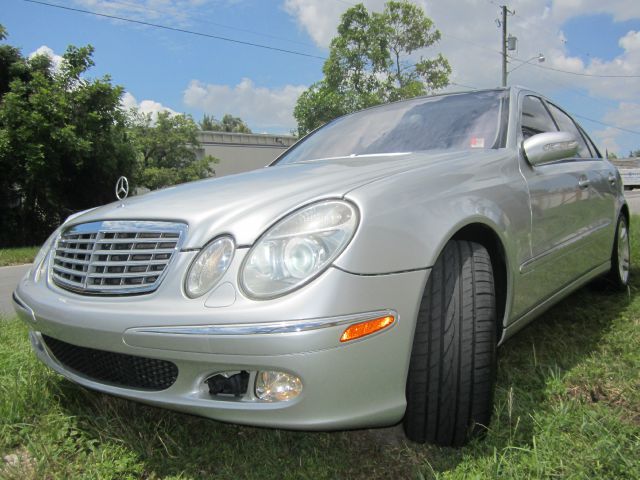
[42,335,178,391]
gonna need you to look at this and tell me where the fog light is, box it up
[255,371,302,402]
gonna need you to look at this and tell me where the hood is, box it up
[68,151,469,248]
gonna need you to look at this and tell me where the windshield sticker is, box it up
[470,137,485,148]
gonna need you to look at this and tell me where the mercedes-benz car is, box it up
[13,86,630,447]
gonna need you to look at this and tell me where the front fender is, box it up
[334,151,530,275]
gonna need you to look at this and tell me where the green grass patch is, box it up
[0,247,39,267]
[2,226,639,479]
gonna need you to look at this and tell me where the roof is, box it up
[197,131,297,148]
[611,158,640,169]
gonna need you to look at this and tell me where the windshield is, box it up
[277,90,508,165]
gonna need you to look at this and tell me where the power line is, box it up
[508,54,640,78]
[442,32,502,57]
[439,78,640,137]
[101,0,319,49]
[22,0,327,61]
[449,81,480,90]
[572,114,640,136]
[522,67,621,110]
[487,1,634,76]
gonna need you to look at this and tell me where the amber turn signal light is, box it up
[340,315,395,342]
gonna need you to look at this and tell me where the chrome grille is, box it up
[51,221,187,295]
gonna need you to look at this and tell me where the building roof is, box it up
[197,131,297,148]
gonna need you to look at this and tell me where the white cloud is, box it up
[282,0,640,153]
[121,91,177,118]
[619,30,640,51]
[285,1,640,92]
[183,78,306,131]
[28,45,64,71]
[604,102,640,130]
[552,0,640,23]
[590,103,640,156]
[71,1,236,27]
[593,127,622,155]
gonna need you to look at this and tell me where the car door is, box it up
[515,94,607,314]
[545,101,617,266]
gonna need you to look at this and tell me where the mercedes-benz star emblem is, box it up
[115,176,129,201]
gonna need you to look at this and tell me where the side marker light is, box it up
[340,315,395,342]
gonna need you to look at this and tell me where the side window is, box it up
[580,126,602,159]
[521,96,557,139]
[546,103,592,158]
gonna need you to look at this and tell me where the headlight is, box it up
[32,227,63,282]
[240,200,359,299]
[185,236,235,298]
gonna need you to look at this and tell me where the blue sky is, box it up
[3,0,640,155]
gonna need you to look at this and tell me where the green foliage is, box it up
[607,151,618,159]
[294,0,451,135]
[0,246,39,266]
[629,149,640,158]
[0,25,218,246]
[199,113,217,131]
[199,113,252,133]
[0,40,136,247]
[129,110,217,191]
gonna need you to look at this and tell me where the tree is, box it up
[0,39,136,247]
[220,114,252,133]
[199,113,217,131]
[129,110,218,191]
[199,113,252,133]
[629,149,640,158]
[294,0,451,135]
[607,151,618,160]
[0,25,30,98]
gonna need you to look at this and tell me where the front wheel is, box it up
[608,214,630,289]
[404,240,497,447]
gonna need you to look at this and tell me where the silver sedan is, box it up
[13,86,629,447]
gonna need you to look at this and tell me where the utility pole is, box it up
[501,5,507,87]
[500,5,514,87]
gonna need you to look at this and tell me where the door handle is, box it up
[578,177,590,189]
[608,174,617,186]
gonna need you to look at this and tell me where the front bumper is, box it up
[14,249,429,430]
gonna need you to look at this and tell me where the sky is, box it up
[2,0,640,156]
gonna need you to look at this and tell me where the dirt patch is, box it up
[565,383,640,425]
[1,447,37,479]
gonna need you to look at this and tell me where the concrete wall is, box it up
[196,131,297,178]
[612,158,640,188]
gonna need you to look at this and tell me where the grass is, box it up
[0,247,39,267]
[1,231,639,479]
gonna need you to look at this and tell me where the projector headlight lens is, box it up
[240,200,359,299]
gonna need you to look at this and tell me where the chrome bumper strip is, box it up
[129,309,397,336]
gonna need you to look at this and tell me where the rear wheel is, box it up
[404,240,497,446]
[608,214,630,289]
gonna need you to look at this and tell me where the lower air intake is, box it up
[42,335,178,391]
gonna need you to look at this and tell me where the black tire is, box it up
[404,240,497,447]
[608,214,630,289]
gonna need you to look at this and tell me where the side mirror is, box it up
[522,131,579,166]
